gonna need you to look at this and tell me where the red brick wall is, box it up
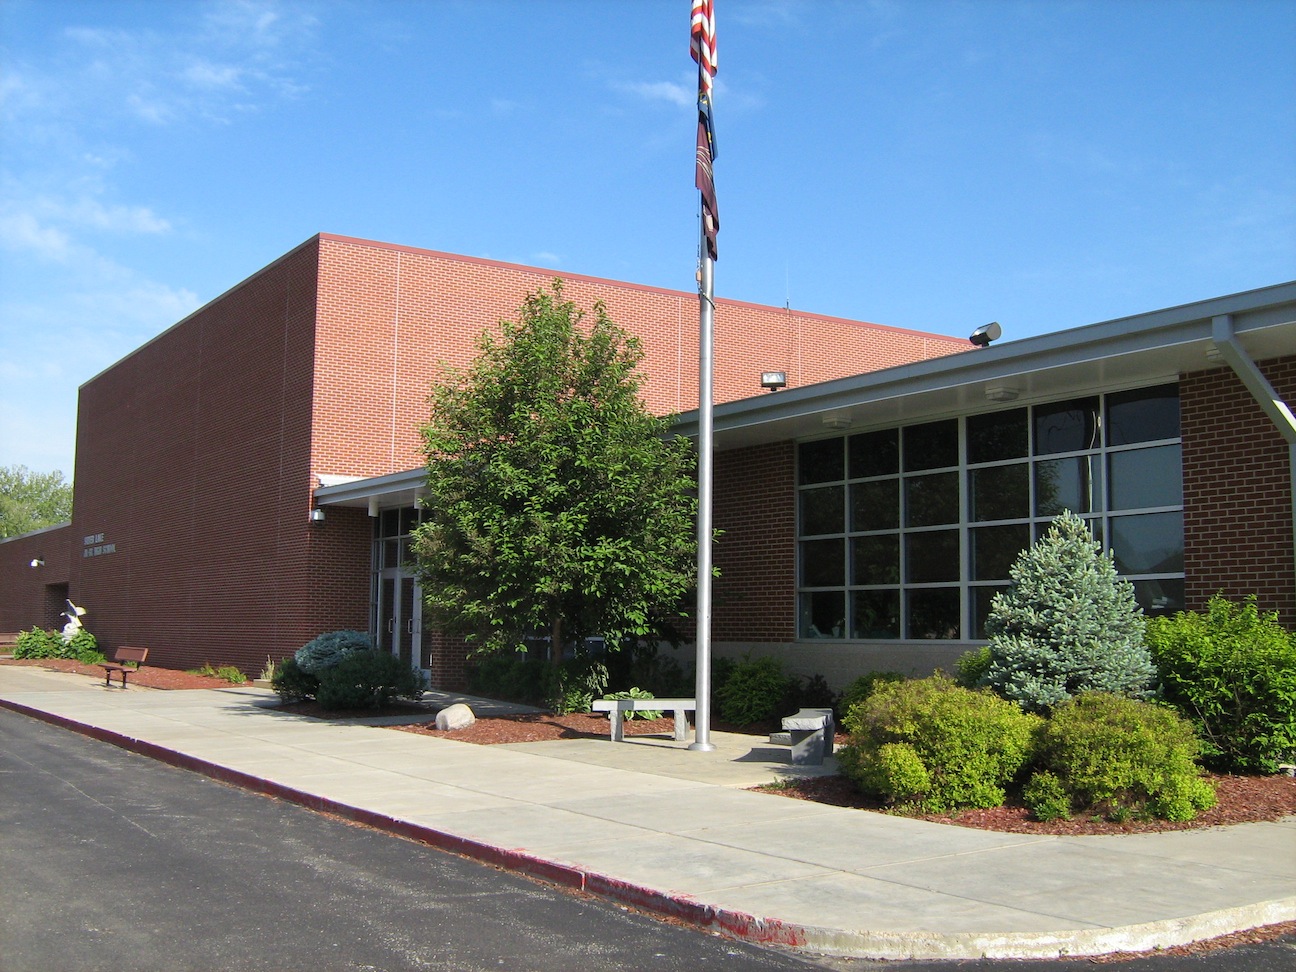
[309,235,969,479]
[1181,354,1296,626]
[65,238,370,674]
[712,442,797,642]
[0,526,72,633]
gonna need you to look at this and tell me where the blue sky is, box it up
[2,0,1293,479]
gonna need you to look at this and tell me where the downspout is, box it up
[1210,314,1296,613]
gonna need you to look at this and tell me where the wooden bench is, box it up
[590,698,697,743]
[781,707,835,766]
[98,646,149,688]
[0,632,20,654]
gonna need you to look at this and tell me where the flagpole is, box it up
[690,225,716,752]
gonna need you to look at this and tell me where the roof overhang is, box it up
[674,281,1296,451]
[315,467,425,509]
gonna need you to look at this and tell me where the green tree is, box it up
[411,282,698,666]
[982,509,1155,712]
[0,465,73,538]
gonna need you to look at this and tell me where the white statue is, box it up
[61,600,87,643]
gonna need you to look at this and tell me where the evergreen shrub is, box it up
[546,656,609,714]
[271,656,318,703]
[1029,693,1216,822]
[954,646,992,688]
[837,674,1042,814]
[295,630,372,674]
[1146,594,1296,773]
[316,651,427,711]
[716,654,795,725]
[983,510,1155,712]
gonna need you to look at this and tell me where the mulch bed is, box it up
[0,656,246,690]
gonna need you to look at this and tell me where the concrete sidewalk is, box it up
[2,664,1293,961]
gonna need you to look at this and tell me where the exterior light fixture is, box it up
[968,322,1002,347]
[30,557,45,568]
[310,508,326,524]
[985,384,1020,402]
[760,371,787,392]
[821,410,853,430]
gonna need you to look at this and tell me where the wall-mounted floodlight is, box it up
[968,322,1002,347]
[30,557,45,568]
[760,371,787,392]
[310,508,326,524]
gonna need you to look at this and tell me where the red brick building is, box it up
[2,235,1292,689]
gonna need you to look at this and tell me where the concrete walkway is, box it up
[2,664,1293,961]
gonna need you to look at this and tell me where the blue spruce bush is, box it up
[982,510,1155,713]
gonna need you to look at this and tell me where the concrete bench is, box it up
[781,707,835,765]
[98,646,149,688]
[590,698,696,743]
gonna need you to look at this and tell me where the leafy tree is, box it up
[0,465,72,538]
[981,510,1155,712]
[411,282,698,666]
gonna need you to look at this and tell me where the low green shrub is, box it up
[546,656,609,714]
[316,650,427,711]
[837,674,1042,814]
[839,671,905,722]
[295,629,372,675]
[1032,693,1216,822]
[953,647,992,688]
[468,649,552,704]
[715,654,795,726]
[601,687,661,721]
[188,663,247,683]
[14,626,101,662]
[1146,594,1296,774]
[271,656,319,703]
[1022,770,1071,822]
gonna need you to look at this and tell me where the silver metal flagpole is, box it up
[690,226,716,752]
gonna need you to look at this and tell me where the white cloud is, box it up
[0,212,72,261]
[616,80,693,109]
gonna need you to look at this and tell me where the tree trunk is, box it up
[549,614,563,667]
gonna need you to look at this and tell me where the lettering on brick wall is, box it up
[82,533,117,558]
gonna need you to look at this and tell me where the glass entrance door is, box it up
[376,570,420,668]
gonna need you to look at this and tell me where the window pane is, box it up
[971,585,1010,639]
[906,471,958,526]
[1034,398,1099,455]
[1110,512,1183,574]
[907,588,961,639]
[903,419,957,471]
[1131,578,1185,617]
[971,524,1030,580]
[850,479,899,531]
[799,438,844,485]
[1109,445,1182,510]
[1108,384,1179,445]
[1035,456,1103,515]
[906,530,959,583]
[968,408,1027,463]
[849,429,898,478]
[399,507,419,534]
[800,538,845,586]
[970,463,1029,521]
[853,590,900,638]
[800,485,844,535]
[800,591,845,638]
[852,535,900,585]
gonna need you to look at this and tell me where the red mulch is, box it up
[0,656,245,690]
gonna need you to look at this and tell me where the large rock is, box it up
[435,703,476,731]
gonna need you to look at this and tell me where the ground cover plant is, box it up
[1147,594,1296,774]
[13,626,102,664]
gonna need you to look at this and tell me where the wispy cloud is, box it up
[615,79,693,109]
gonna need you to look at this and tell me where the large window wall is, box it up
[797,383,1183,641]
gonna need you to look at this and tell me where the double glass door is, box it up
[373,508,422,670]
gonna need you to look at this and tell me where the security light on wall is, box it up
[760,371,787,392]
[310,508,326,524]
[30,557,44,568]
[968,321,1002,347]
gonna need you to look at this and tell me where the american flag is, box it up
[691,0,718,261]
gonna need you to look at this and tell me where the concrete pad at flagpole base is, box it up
[1,665,1293,962]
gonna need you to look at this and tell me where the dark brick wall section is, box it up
[1181,354,1296,626]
